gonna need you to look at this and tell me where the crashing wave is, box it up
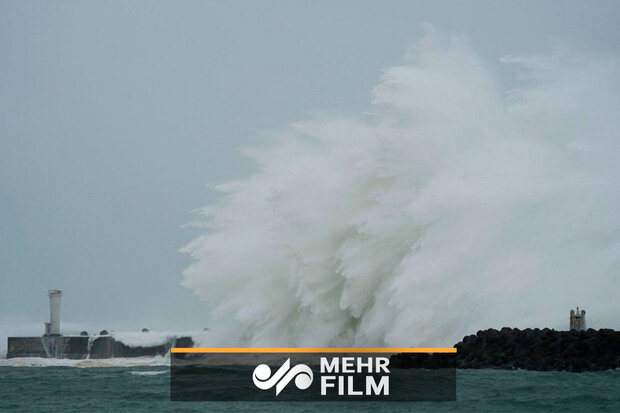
[182,31,620,348]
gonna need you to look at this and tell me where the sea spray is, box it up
[0,356,169,368]
[182,32,620,348]
[110,331,185,348]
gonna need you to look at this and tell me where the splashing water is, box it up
[0,356,168,368]
[181,32,620,348]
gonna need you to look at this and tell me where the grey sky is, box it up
[1,1,619,343]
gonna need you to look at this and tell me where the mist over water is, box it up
[182,32,620,348]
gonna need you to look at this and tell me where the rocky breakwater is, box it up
[454,328,620,372]
[390,328,620,372]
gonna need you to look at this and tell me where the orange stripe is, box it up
[170,347,456,353]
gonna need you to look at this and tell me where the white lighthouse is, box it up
[44,289,63,336]
[569,307,586,331]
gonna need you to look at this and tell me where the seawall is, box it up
[7,335,194,359]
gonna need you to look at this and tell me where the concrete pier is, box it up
[6,289,195,359]
[6,335,193,359]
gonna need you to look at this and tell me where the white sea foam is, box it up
[130,370,167,376]
[182,30,620,348]
[110,330,200,348]
[0,356,168,368]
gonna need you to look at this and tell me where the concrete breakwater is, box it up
[6,290,196,359]
[6,335,194,359]
[391,328,620,372]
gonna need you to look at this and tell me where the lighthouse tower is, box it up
[44,289,63,336]
[569,307,586,331]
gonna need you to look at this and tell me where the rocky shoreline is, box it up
[391,328,620,372]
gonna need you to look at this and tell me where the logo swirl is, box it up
[252,358,313,396]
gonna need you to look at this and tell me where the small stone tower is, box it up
[569,307,586,331]
[44,289,63,336]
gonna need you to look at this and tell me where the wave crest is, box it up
[182,32,620,347]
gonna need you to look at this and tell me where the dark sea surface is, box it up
[1,364,619,412]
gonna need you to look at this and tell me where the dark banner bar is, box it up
[170,349,456,402]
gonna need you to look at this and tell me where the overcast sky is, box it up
[1,1,619,342]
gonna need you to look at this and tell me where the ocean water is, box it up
[1,364,618,412]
